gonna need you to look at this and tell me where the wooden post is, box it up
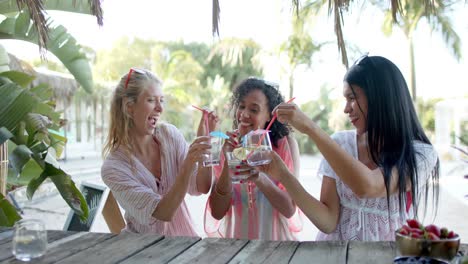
[0,143,8,196]
[102,191,125,234]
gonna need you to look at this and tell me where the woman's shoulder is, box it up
[155,122,179,135]
[155,122,184,140]
[101,149,132,173]
[330,130,355,143]
[413,141,438,161]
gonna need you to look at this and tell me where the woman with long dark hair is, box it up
[256,55,439,241]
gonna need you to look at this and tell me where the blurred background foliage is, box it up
[28,34,467,155]
[22,0,467,155]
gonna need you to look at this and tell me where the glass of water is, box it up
[244,129,272,166]
[12,219,47,261]
[202,135,223,167]
[225,151,253,183]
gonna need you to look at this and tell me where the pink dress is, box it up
[316,130,438,241]
[204,137,302,240]
[101,123,200,236]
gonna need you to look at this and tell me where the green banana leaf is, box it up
[9,144,32,175]
[0,0,97,16]
[0,126,13,144]
[8,158,42,186]
[0,71,88,221]
[0,82,37,132]
[0,193,21,227]
[0,71,34,87]
[31,163,88,220]
[0,11,94,93]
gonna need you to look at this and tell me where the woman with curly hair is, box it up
[205,77,302,240]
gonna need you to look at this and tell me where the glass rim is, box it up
[14,219,45,226]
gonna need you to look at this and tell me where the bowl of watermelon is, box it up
[395,219,460,262]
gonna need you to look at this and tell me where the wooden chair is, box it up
[102,191,126,234]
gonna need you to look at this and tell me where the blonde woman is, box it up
[101,68,213,236]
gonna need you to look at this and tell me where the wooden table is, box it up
[0,228,466,263]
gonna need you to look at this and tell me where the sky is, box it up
[2,0,467,104]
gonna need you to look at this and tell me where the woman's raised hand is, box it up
[222,130,240,153]
[186,136,212,164]
[273,103,312,134]
[255,151,291,182]
[197,109,219,136]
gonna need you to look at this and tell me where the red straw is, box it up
[258,97,296,145]
[192,105,210,136]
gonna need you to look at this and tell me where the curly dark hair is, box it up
[230,77,290,148]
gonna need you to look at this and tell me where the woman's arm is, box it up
[208,158,232,220]
[257,151,341,233]
[275,103,399,198]
[195,110,219,194]
[251,135,301,218]
[153,136,211,221]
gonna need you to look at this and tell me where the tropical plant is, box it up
[0,0,103,92]
[0,0,103,226]
[379,0,461,101]
[0,68,88,226]
[280,2,328,99]
[209,0,444,67]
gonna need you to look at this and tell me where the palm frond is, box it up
[212,0,220,36]
[292,0,300,17]
[331,0,349,68]
[16,0,49,57]
[432,12,462,60]
[87,0,103,26]
[390,0,402,21]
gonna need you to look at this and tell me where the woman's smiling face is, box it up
[343,82,368,135]
[236,89,271,137]
[128,83,164,136]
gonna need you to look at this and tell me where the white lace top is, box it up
[315,130,438,241]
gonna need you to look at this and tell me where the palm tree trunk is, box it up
[289,74,294,99]
[409,37,417,102]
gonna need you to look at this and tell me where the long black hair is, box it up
[344,55,439,218]
[230,77,290,148]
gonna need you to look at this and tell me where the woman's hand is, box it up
[273,103,313,134]
[255,151,292,182]
[185,136,211,165]
[197,109,219,136]
[222,130,240,153]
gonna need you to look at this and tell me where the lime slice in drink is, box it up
[232,147,249,160]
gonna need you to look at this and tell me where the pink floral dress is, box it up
[204,137,302,240]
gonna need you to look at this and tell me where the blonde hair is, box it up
[102,68,163,159]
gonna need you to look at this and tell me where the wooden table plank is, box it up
[0,230,13,245]
[168,238,248,264]
[228,240,299,264]
[120,236,200,264]
[57,233,163,264]
[4,232,115,264]
[347,241,396,264]
[290,241,348,264]
[0,230,77,262]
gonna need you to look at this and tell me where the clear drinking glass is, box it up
[244,129,272,166]
[12,219,47,261]
[202,136,223,167]
[225,151,252,183]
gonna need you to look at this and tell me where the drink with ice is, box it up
[244,129,272,166]
[13,234,47,261]
[12,219,47,261]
